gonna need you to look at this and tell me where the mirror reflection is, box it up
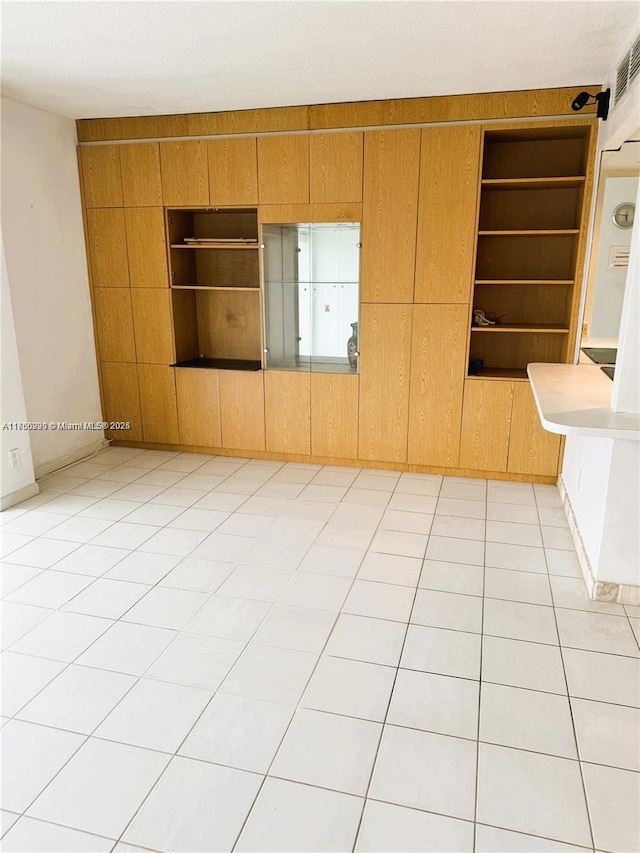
[580,140,639,373]
[262,222,360,373]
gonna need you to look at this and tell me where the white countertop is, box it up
[527,363,640,441]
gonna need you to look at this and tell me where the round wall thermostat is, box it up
[612,202,635,229]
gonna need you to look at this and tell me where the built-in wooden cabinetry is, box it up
[78,94,596,482]
[469,124,592,380]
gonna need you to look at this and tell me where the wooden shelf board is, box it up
[171,243,260,250]
[468,368,529,381]
[477,230,579,236]
[471,323,569,335]
[475,280,574,286]
[170,285,260,292]
[481,176,585,190]
[471,324,570,334]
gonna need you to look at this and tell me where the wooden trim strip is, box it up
[76,86,600,143]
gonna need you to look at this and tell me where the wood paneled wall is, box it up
[78,101,596,482]
[76,87,598,141]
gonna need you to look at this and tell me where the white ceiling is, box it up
[2,1,638,120]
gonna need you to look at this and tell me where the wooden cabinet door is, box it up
[361,129,420,302]
[459,380,513,472]
[86,209,129,288]
[131,289,174,364]
[408,305,467,468]
[160,141,209,206]
[208,137,258,205]
[415,126,481,303]
[176,369,222,447]
[358,304,413,463]
[508,382,561,476]
[100,362,143,442]
[310,132,363,203]
[219,370,265,451]
[93,288,136,362]
[265,371,310,455]
[120,143,162,207]
[79,145,122,207]
[125,208,168,288]
[258,135,309,204]
[311,373,359,459]
[137,364,179,444]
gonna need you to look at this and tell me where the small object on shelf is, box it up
[347,322,359,369]
[469,358,484,375]
[183,237,258,244]
[473,309,496,326]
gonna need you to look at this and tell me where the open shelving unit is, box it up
[468,125,592,380]
[167,207,263,370]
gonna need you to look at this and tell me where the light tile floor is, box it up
[1,447,639,853]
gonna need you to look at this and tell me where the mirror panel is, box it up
[580,140,639,369]
[263,222,360,373]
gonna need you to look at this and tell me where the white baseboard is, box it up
[1,481,40,511]
[558,475,640,606]
[34,438,110,480]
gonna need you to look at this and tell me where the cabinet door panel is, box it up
[176,369,222,447]
[311,373,359,459]
[361,130,420,303]
[125,208,168,288]
[160,141,209,206]
[508,382,561,476]
[265,371,310,455]
[459,380,513,472]
[208,137,258,205]
[100,362,143,442]
[408,305,467,467]
[86,209,129,288]
[258,135,309,204]
[131,289,174,364]
[120,143,162,206]
[137,364,179,444]
[310,132,363,203]
[415,126,481,303]
[80,145,122,207]
[219,371,265,451]
[93,288,136,362]
[358,304,412,463]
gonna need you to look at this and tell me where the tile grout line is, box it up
[536,487,597,853]
[348,474,446,851]
[471,475,488,850]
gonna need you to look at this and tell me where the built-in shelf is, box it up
[170,243,260,250]
[172,358,262,371]
[171,284,260,292]
[475,279,574,286]
[467,367,529,381]
[471,324,570,334]
[477,230,580,236]
[481,176,586,190]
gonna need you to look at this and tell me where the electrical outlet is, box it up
[582,322,589,338]
[9,448,21,470]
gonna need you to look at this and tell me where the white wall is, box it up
[561,105,640,593]
[0,239,37,503]
[588,176,638,341]
[1,97,104,475]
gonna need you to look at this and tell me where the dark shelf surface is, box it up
[601,366,615,381]
[582,347,617,366]
[172,358,262,372]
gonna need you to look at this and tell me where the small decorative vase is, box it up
[347,321,358,369]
